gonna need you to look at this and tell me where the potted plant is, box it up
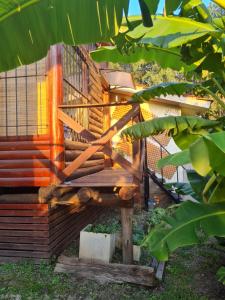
[79,222,120,263]
[132,226,145,262]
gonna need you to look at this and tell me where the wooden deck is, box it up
[60,168,137,188]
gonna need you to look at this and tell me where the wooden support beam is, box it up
[51,189,133,208]
[121,207,133,264]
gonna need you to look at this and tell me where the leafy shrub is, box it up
[85,222,120,234]
[147,207,166,227]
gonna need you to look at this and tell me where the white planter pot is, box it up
[133,245,141,262]
[79,225,116,263]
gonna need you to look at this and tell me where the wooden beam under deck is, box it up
[59,168,138,188]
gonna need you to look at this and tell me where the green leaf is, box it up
[217,267,225,285]
[144,201,225,261]
[138,0,153,27]
[0,0,129,72]
[128,16,217,48]
[165,0,183,14]
[190,132,225,176]
[165,182,201,201]
[158,150,191,168]
[212,0,225,10]
[143,0,160,14]
[208,177,225,204]
[91,46,194,71]
[173,129,208,150]
[187,170,209,201]
[131,82,197,102]
[121,116,220,140]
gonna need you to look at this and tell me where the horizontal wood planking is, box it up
[0,135,50,142]
[0,159,50,169]
[0,216,49,224]
[0,236,49,245]
[0,204,48,210]
[0,203,50,261]
[0,150,50,160]
[0,141,51,151]
[0,136,51,187]
[0,168,50,178]
[0,178,50,187]
[0,223,49,230]
[0,243,49,252]
[0,201,104,263]
[0,230,49,238]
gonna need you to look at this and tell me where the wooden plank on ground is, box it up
[55,255,155,286]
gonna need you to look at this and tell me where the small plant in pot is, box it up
[79,222,120,264]
[133,226,145,262]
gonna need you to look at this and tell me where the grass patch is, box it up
[1,243,224,299]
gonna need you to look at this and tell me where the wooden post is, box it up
[132,106,143,207]
[121,207,133,264]
[47,45,65,184]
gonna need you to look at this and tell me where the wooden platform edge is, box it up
[54,255,156,287]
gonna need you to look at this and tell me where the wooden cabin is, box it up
[0,45,144,263]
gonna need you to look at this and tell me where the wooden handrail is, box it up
[58,101,134,109]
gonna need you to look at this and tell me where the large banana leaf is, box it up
[157,131,225,177]
[127,16,217,48]
[121,116,220,140]
[131,82,197,103]
[144,201,225,261]
[213,0,225,10]
[190,131,225,176]
[91,45,195,71]
[0,0,129,72]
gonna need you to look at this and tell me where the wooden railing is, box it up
[57,104,142,184]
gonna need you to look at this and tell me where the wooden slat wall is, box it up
[0,135,51,187]
[0,202,103,264]
[78,47,105,139]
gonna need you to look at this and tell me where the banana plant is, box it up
[91,1,225,77]
[144,201,225,261]
[114,1,225,263]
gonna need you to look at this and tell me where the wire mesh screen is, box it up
[62,45,90,142]
[146,135,182,183]
[0,58,48,137]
